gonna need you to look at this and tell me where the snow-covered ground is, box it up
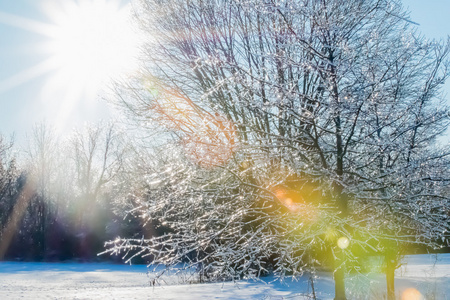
[0,254,448,299]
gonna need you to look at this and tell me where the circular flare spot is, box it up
[337,237,349,249]
[401,288,423,300]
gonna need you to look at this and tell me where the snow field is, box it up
[0,254,448,299]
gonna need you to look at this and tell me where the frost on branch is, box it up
[107,0,450,294]
[103,144,391,282]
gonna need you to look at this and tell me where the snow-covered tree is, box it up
[108,0,450,298]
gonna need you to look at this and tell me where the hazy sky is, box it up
[0,0,449,144]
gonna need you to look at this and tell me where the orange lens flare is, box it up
[146,79,237,167]
[273,187,318,221]
[401,288,423,300]
[181,114,236,168]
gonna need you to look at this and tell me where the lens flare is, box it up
[144,78,237,167]
[401,288,423,300]
[337,236,350,249]
[0,180,35,259]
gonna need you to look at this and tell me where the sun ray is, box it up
[0,58,56,93]
[0,0,142,132]
[0,11,53,35]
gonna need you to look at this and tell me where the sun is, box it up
[42,0,141,96]
[0,0,141,131]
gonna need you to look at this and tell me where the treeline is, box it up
[0,123,156,263]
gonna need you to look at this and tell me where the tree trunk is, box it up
[334,249,347,300]
[385,250,397,300]
[386,265,395,300]
[329,49,348,300]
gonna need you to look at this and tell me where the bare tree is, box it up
[22,123,62,259]
[70,122,127,232]
[0,134,17,218]
[108,0,450,299]
[0,134,20,260]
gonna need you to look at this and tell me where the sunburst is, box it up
[0,0,141,130]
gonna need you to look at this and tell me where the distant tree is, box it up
[109,0,450,299]
[0,134,20,260]
[70,124,124,215]
[0,134,18,225]
[0,122,132,262]
[68,122,131,259]
[18,123,63,259]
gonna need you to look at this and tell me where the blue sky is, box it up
[0,0,449,144]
